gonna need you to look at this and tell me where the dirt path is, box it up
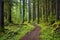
[20,23,41,40]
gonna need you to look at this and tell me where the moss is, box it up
[0,24,34,40]
[38,21,60,40]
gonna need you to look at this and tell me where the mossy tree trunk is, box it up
[22,0,25,23]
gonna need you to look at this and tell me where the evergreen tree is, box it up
[37,0,40,23]
[0,0,4,32]
[56,0,60,20]
[28,0,31,23]
[33,0,36,21]
[22,0,25,23]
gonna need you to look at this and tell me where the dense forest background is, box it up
[0,0,60,40]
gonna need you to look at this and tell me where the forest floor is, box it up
[20,23,41,40]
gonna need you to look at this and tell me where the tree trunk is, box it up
[56,0,59,20]
[22,0,25,23]
[33,0,36,21]
[46,0,48,22]
[37,0,40,23]
[9,7,12,23]
[8,1,12,23]
[47,0,50,16]
[0,0,4,32]
[28,0,31,23]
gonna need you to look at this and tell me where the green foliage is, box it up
[0,24,34,40]
[38,21,60,40]
[2,0,60,40]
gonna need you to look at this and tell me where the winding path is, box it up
[20,23,41,40]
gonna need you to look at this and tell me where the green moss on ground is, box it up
[38,21,60,40]
[0,24,34,40]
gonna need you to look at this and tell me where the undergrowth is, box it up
[0,24,34,40]
[38,21,60,40]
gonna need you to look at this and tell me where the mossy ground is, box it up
[38,21,60,40]
[0,23,34,40]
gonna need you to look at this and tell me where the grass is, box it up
[0,23,34,40]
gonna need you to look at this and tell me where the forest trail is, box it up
[20,23,41,40]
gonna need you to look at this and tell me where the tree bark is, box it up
[37,0,40,23]
[28,0,31,23]
[0,0,4,32]
[22,0,25,23]
[46,0,48,21]
[9,7,12,23]
[56,0,59,20]
[33,0,36,21]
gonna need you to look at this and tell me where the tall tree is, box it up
[0,0,4,32]
[47,0,50,16]
[6,0,12,23]
[52,0,56,15]
[56,0,59,20]
[28,0,31,23]
[22,0,25,23]
[33,0,36,21]
[8,3,12,23]
[20,0,22,23]
[46,0,49,22]
[37,0,40,23]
